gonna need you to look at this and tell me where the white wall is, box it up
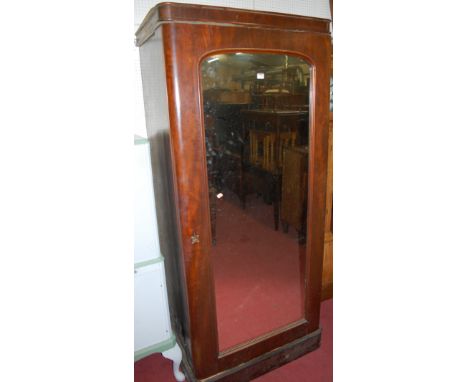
[134,0,331,27]
[135,52,148,138]
[134,140,161,263]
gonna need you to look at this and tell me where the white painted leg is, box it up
[162,343,185,382]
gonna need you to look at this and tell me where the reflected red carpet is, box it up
[134,299,332,382]
[212,192,305,350]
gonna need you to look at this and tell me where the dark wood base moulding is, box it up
[181,329,322,382]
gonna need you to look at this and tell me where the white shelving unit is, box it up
[134,136,185,381]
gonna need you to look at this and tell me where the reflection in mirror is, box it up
[201,53,311,351]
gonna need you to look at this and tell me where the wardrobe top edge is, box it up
[135,2,331,47]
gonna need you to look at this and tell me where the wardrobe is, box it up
[136,3,332,380]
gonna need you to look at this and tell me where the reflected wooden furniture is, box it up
[203,101,247,244]
[321,112,333,300]
[136,3,331,381]
[254,93,308,111]
[203,100,247,201]
[242,109,307,170]
[249,130,297,172]
[281,146,308,241]
[241,109,308,229]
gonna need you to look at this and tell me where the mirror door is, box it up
[201,52,312,352]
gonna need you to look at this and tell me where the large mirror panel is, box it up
[201,53,311,351]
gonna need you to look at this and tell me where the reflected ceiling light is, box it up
[257,72,265,79]
[207,57,219,63]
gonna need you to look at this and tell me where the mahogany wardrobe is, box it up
[136,3,332,381]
